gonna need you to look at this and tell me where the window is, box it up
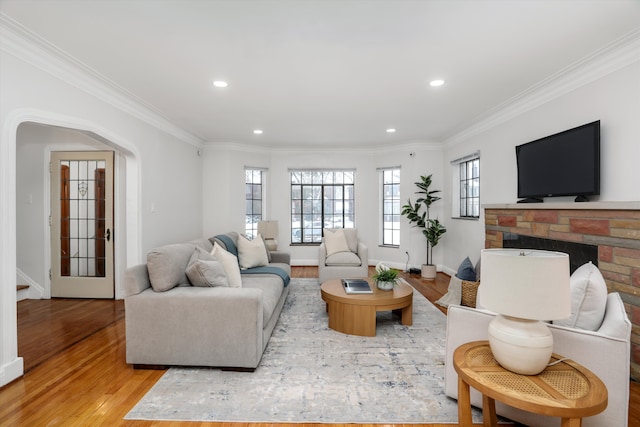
[381,168,400,246]
[245,168,264,238]
[290,170,355,244]
[452,153,480,219]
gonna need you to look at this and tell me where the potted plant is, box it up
[401,174,447,279]
[372,262,399,290]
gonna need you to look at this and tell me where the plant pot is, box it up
[376,281,395,290]
[421,264,437,280]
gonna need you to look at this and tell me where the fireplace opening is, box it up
[502,233,598,274]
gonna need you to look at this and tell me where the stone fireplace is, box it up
[484,202,640,379]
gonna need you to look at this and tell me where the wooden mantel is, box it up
[484,202,640,380]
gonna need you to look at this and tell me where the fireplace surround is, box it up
[484,202,640,379]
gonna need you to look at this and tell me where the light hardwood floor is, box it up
[1,266,638,426]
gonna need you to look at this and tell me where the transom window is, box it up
[381,168,400,246]
[290,170,355,244]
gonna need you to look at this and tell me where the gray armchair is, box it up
[318,228,368,284]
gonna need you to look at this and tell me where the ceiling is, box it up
[2,0,639,148]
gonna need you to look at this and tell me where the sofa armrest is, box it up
[270,251,290,265]
[124,264,151,297]
[125,286,264,368]
[356,241,368,265]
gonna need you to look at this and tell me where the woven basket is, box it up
[461,280,480,308]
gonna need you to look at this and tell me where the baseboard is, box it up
[0,357,24,387]
[16,268,45,299]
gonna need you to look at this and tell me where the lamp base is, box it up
[264,238,277,251]
[488,314,553,375]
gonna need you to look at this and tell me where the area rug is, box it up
[125,278,482,423]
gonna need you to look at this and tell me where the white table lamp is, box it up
[258,220,278,251]
[479,248,571,375]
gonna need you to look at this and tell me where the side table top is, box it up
[454,341,608,419]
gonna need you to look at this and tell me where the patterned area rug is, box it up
[125,278,482,423]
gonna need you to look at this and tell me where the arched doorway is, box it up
[0,109,141,386]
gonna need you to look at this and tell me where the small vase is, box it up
[376,281,395,290]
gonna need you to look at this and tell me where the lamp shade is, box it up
[257,220,278,239]
[480,248,571,321]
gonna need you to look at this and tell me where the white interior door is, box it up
[50,151,114,298]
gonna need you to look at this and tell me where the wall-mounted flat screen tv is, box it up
[516,120,600,203]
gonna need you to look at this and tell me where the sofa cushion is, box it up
[210,232,239,255]
[212,242,243,288]
[189,237,214,252]
[185,247,229,287]
[554,261,607,331]
[146,243,194,292]
[242,276,285,326]
[323,228,350,256]
[325,251,362,266]
[238,234,269,269]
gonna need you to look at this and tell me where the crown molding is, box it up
[203,139,442,154]
[203,140,443,154]
[0,13,203,148]
[443,27,640,147]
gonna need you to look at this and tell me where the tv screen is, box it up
[516,120,600,202]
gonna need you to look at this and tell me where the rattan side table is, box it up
[453,341,607,427]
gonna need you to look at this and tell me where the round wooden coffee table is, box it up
[320,278,413,337]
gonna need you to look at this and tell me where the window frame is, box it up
[380,167,400,247]
[290,170,355,245]
[451,153,480,220]
[245,168,265,238]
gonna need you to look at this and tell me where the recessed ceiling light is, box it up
[213,80,228,88]
[386,128,396,133]
[253,129,263,134]
[430,79,445,87]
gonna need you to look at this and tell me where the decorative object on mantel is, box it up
[480,248,571,375]
[371,262,399,290]
[257,220,278,250]
[401,174,446,279]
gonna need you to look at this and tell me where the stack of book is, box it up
[341,279,372,294]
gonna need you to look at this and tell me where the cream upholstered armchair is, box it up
[318,228,368,284]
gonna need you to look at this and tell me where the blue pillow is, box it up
[456,257,477,281]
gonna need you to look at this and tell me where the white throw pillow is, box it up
[237,234,269,269]
[554,262,607,331]
[323,228,350,256]
[211,243,243,288]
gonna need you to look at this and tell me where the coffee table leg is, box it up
[560,418,582,427]
[458,377,473,427]
[482,394,497,427]
[401,303,412,326]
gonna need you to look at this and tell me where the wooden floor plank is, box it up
[1,266,636,426]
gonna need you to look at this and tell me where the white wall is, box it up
[0,23,203,386]
[441,61,640,273]
[202,142,444,270]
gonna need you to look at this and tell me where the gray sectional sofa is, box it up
[124,232,291,370]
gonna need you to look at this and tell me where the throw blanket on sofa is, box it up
[241,266,290,287]
[215,234,290,287]
[214,234,239,257]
